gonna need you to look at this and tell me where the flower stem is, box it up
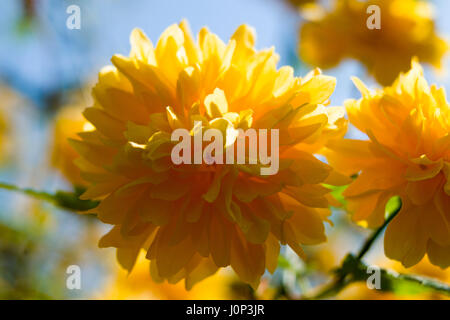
[307,199,402,299]
[307,198,450,299]
[355,203,400,260]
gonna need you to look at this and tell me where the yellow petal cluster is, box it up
[325,59,450,268]
[299,0,448,85]
[99,252,233,299]
[71,21,348,288]
[51,104,93,186]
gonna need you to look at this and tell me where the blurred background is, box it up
[0,0,449,299]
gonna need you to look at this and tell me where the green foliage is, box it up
[54,186,99,212]
[329,184,348,208]
[335,254,450,297]
[0,223,51,299]
[385,196,401,220]
[277,255,292,270]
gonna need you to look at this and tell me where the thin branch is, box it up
[306,199,450,299]
[0,182,99,212]
[307,199,401,299]
[0,182,54,201]
[355,206,399,260]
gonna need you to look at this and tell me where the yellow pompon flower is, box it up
[299,0,448,86]
[71,21,349,289]
[51,105,93,186]
[325,59,450,269]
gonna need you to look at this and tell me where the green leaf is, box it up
[54,190,99,212]
[277,255,292,270]
[385,196,401,219]
[324,184,348,208]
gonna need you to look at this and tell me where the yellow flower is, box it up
[287,0,317,9]
[325,59,450,268]
[0,109,7,154]
[71,21,348,289]
[51,104,93,186]
[99,251,233,299]
[0,85,18,158]
[299,0,448,85]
